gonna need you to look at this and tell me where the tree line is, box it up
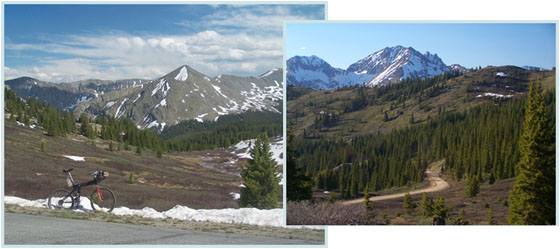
[5,87,281,154]
[290,86,555,198]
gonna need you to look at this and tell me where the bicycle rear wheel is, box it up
[47,189,74,210]
[90,187,116,212]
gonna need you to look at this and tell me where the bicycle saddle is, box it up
[63,168,74,173]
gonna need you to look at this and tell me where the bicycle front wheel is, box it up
[90,187,116,212]
[47,189,74,210]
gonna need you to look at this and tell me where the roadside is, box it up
[4,212,322,245]
[4,204,324,243]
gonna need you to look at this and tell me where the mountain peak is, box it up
[288,46,466,89]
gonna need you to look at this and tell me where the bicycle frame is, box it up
[61,170,104,208]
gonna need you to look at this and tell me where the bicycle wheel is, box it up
[90,187,116,212]
[47,189,75,210]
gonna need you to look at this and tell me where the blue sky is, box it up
[286,23,556,70]
[4,4,325,82]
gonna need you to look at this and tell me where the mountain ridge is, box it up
[287,46,469,89]
[5,65,283,132]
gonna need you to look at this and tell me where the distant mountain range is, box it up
[287,45,469,89]
[5,66,282,132]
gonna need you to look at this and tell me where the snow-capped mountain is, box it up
[74,66,283,131]
[287,46,468,89]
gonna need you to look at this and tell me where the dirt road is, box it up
[342,161,450,205]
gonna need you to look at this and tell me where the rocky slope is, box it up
[287,46,468,89]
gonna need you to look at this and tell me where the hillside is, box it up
[286,65,555,225]
[288,66,555,139]
[74,66,283,131]
[4,77,149,111]
[4,118,283,211]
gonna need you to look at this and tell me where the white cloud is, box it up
[5,30,283,82]
[4,4,324,82]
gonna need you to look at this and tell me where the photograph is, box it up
[2,3,326,245]
[285,22,556,225]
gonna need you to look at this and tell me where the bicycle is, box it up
[47,168,116,212]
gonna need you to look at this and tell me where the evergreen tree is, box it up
[328,192,337,204]
[465,176,480,198]
[488,172,496,185]
[453,208,470,225]
[418,193,433,217]
[128,172,134,184]
[136,146,142,155]
[431,197,452,219]
[363,185,375,222]
[239,133,281,209]
[508,80,556,225]
[286,133,312,201]
[41,141,46,153]
[488,208,495,225]
[157,147,163,159]
[403,192,417,213]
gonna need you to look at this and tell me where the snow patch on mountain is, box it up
[195,113,208,122]
[115,98,129,118]
[174,66,189,81]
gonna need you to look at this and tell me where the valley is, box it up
[286,48,556,225]
[4,118,283,211]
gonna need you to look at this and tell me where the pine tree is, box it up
[239,134,281,209]
[41,141,46,153]
[431,197,452,219]
[128,172,134,184]
[418,193,433,217]
[328,192,337,204]
[489,172,496,185]
[488,208,495,225]
[508,80,555,225]
[286,133,312,201]
[363,185,375,222]
[466,176,480,198]
[403,192,416,213]
[136,146,142,155]
[157,147,163,159]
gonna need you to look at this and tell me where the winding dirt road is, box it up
[342,161,450,205]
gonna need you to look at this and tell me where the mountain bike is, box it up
[47,168,116,212]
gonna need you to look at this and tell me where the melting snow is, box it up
[4,196,285,227]
[476,92,513,99]
[496,72,507,77]
[174,66,189,81]
[105,101,116,108]
[259,68,279,78]
[133,93,141,103]
[151,78,170,97]
[155,98,167,108]
[195,113,208,122]
[233,138,283,166]
[229,192,241,200]
[62,155,85,161]
[115,98,129,118]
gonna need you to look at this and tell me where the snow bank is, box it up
[62,155,85,161]
[4,196,283,227]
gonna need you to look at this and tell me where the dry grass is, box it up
[288,176,516,225]
[3,120,248,210]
